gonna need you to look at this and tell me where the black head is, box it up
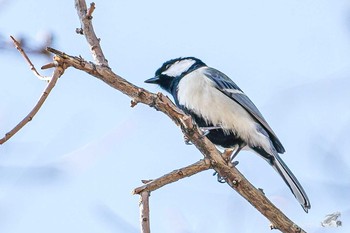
[144,57,206,93]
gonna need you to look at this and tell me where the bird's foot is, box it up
[199,126,222,139]
[213,148,240,183]
[213,159,239,183]
[222,148,234,161]
[184,126,222,144]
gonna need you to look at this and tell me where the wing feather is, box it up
[204,67,285,153]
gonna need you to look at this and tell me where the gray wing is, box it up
[203,67,285,153]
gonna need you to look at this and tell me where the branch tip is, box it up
[75,0,108,66]
[86,2,96,19]
[41,62,57,70]
[10,36,51,81]
[141,179,152,184]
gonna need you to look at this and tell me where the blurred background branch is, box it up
[0,32,54,57]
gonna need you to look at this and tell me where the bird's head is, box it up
[145,57,206,93]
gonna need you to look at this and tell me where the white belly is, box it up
[177,67,272,152]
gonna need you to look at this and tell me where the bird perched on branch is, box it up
[145,57,311,212]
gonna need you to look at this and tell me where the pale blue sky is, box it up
[1,1,350,232]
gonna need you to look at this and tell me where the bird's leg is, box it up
[199,126,222,138]
[222,148,234,161]
[213,147,236,183]
[229,142,246,163]
[215,148,236,183]
[184,126,222,145]
[214,143,246,183]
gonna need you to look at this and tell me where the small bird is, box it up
[321,212,342,227]
[145,57,311,212]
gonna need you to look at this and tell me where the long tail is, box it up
[270,152,311,212]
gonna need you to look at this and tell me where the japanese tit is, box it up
[145,57,311,212]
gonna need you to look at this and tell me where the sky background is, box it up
[1,0,350,232]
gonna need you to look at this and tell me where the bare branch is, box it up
[0,66,64,145]
[0,38,66,145]
[133,159,211,194]
[10,36,51,81]
[46,46,306,233]
[74,0,108,67]
[139,191,151,233]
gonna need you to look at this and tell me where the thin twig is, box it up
[1,38,64,145]
[10,36,51,81]
[0,66,64,145]
[133,159,211,194]
[86,2,95,19]
[139,191,151,233]
[74,0,108,67]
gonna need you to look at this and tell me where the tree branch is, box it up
[45,45,306,233]
[139,191,151,233]
[74,0,108,67]
[133,159,211,194]
[10,36,51,81]
[0,38,66,145]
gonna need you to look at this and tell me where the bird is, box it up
[321,212,342,227]
[145,57,311,212]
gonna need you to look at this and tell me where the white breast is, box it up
[177,67,272,152]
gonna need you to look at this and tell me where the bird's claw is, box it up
[199,129,210,139]
[184,126,222,144]
[217,175,226,183]
[213,160,239,183]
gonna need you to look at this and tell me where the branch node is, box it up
[156,92,163,99]
[204,158,211,166]
[148,94,158,109]
[270,223,279,230]
[141,179,152,184]
[41,62,58,70]
[182,115,193,129]
[291,224,302,233]
[131,99,139,108]
[91,45,98,51]
[258,188,265,195]
[233,178,240,185]
[176,170,184,176]
[76,28,84,35]
[131,88,148,107]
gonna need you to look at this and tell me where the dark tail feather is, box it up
[270,152,311,212]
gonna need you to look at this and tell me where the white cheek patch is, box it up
[162,59,196,77]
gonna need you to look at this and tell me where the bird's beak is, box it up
[144,75,160,84]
